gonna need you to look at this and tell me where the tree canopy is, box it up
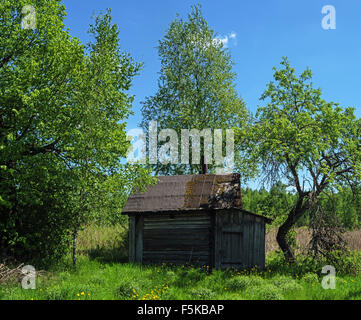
[248,57,361,261]
[0,1,154,265]
[141,5,250,175]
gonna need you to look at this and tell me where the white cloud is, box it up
[213,32,237,48]
[214,35,229,47]
[229,31,237,39]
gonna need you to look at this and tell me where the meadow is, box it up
[0,224,360,300]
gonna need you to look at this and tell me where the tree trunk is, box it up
[276,196,308,263]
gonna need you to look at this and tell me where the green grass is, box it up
[1,254,360,300]
[1,224,360,300]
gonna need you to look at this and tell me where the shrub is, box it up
[87,276,105,286]
[189,288,216,300]
[281,281,303,293]
[271,275,294,287]
[247,284,284,300]
[0,192,75,268]
[175,268,206,286]
[271,276,303,292]
[165,271,177,283]
[45,285,72,300]
[225,276,252,291]
[326,250,361,276]
[118,281,139,299]
[248,275,264,286]
[301,273,319,283]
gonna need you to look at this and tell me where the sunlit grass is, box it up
[1,223,360,300]
[1,254,360,300]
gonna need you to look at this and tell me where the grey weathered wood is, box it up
[128,215,136,263]
[214,212,222,269]
[135,216,143,263]
[242,214,250,268]
[259,222,265,268]
[249,215,255,267]
[128,208,269,269]
[141,212,212,266]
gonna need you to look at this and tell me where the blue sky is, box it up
[62,0,361,131]
[60,0,361,188]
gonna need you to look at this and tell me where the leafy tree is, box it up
[66,10,155,266]
[141,5,250,176]
[0,1,153,265]
[248,57,361,262]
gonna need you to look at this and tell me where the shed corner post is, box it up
[128,215,136,263]
[135,215,144,264]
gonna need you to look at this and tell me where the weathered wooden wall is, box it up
[142,212,212,266]
[129,209,266,269]
[128,215,143,263]
[215,209,266,269]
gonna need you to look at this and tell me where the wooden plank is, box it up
[144,220,210,225]
[144,222,211,228]
[144,218,210,222]
[222,225,242,233]
[144,214,210,222]
[242,214,250,268]
[233,230,242,263]
[214,212,223,269]
[238,212,245,266]
[143,235,210,240]
[249,215,255,267]
[142,258,210,266]
[143,239,210,245]
[142,254,210,261]
[143,255,210,261]
[135,216,143,263]
[143,215,211,231]
[144,212,210,218]
[222,229,243,264]
[260,221,266,269]
[143,250,210,256]
[144,224,210,230]
[128,216,136,263]
[253,220,259,267]
[143,239,210,246]
[143,229,210,235]
[209,213,216,269]
[144,236,209,247]
[144,216,211,222]
[143,244,210,251]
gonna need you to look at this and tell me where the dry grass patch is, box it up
[266,228,361,253]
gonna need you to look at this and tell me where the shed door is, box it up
[221,225,243,264]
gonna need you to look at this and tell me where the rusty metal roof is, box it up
[122,173,242,213]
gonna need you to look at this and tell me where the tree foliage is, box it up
[141,5,250,175]
[0,1,154,265]
[248,57,361,262]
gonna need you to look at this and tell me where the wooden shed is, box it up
[122,173,272,270]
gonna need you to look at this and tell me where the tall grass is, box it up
[1,255,360,300]
[76,224,128,263]
[0,223,360,300]
[266,227,361,253]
